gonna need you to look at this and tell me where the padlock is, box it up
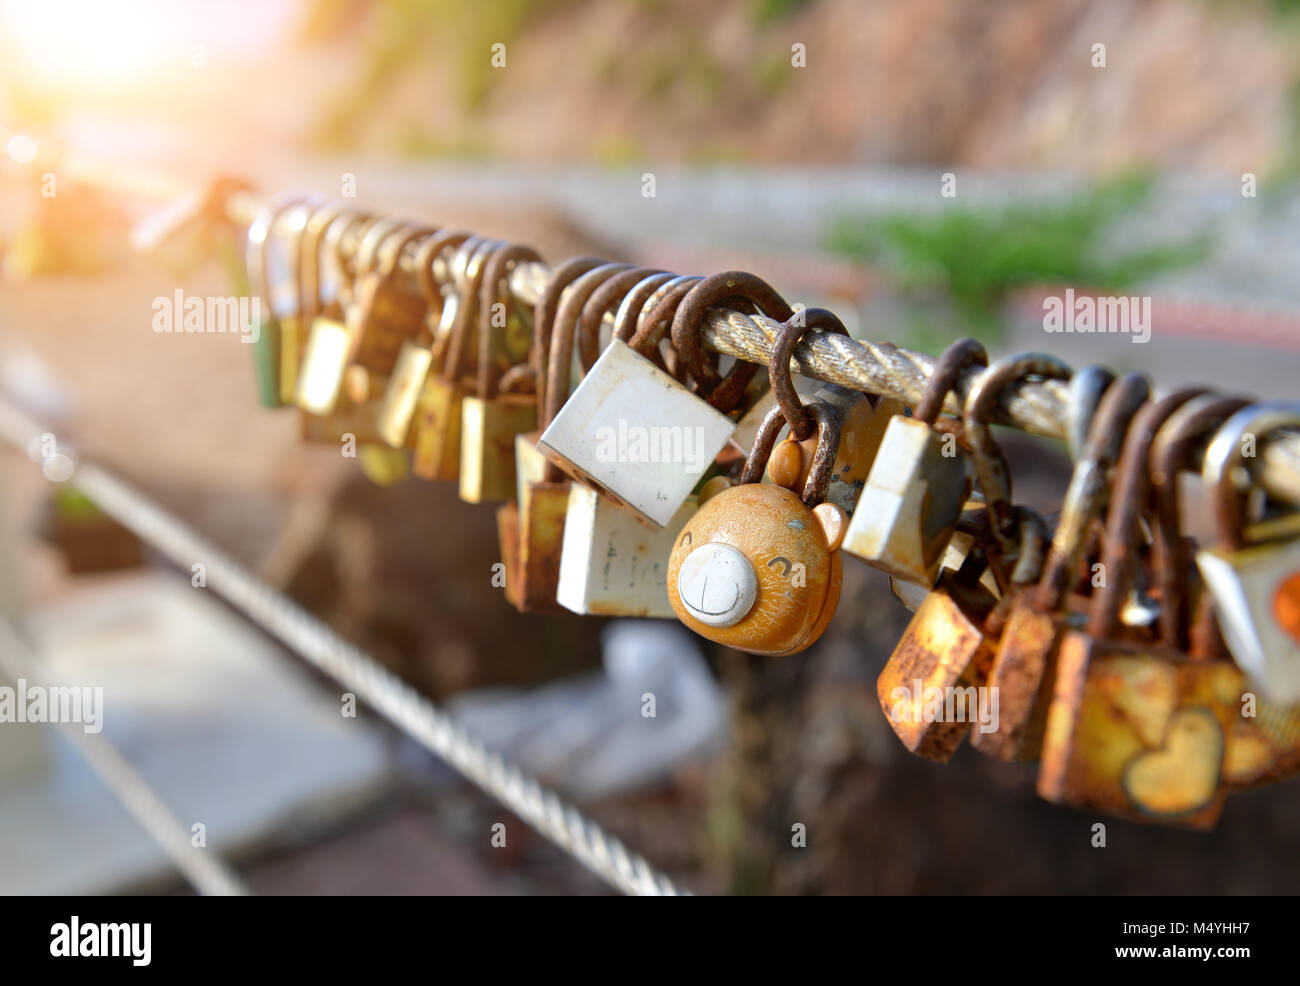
[877,541,1003,762]
[376,229,470,449]
[346,220,436,376]
[1141,395,1300,788]
[459,242,545,503]
[1037,407,1242,828]
[548,264,707,615]
[245,195,314,408]
[842,338,989,585]
[666,399,847,656]
[1196,402,1300,704]
[972,368,1148,762]
[294,213,384,418]
[498,257,606,611]
[410,236,498,479]
[291,204,373,405]
[538,269,790,527]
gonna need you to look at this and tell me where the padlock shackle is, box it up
[769,308,849,441]
[1203,401,1300,552]
[354,217,410,280]
[1148,393,1251,649]
[477,242,544,400]
[320,211,379,314]
[577,266,666,372]
[914,337,988,426]
[300,203,370,323]
[741,399,840,506]
[1065,365,1116,463]
[670,271,794,413]
[533,256,605,422]
[413,229,471,348]
[544,263,636,426]
[1032,372,1150,612]
[613,272,677,343]
[1087,388,1204,641]
[246,193,317,322]
[440,236,501,384]
[964,352,1073,560]
[628,274,701,359]
[375,223,438,281]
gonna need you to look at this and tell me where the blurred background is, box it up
[2,0,1299,895]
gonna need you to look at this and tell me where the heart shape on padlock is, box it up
[1120,707,1225,819]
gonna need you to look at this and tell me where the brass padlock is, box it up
[346,220,435,376]
[972,368,1149,762]
[295,213,384,419]
[1197,402,1300,704]
[842,337,988,585]
[460,242,545,503]
[376,229,470,449]
[1038,408,1242,829]
[410,236,498,480]
[666,398,847,656]
[292,204,373,405]
[498,257,605,611]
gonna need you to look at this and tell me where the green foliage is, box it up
[750,0,816,27]
[825,174,1210,344]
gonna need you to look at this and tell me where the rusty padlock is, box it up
[973,367,1149,762]
[1038,400,1243,829]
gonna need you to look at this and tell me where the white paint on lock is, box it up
[676,542,758,627]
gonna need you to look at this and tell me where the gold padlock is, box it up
[245,195,315,409]
[841,338,988,585]
[346,220,436,376]
[290,204,373,405]
[295,212,384,419]
[410,236,499,480]
[376,229,471,450]
[972,369,1150,762]
[460,242,545,503]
